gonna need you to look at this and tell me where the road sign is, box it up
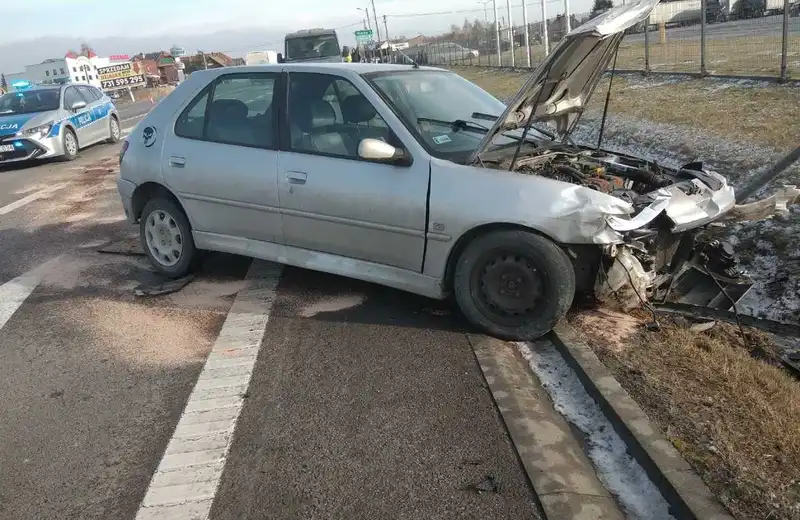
[355,29,374,44]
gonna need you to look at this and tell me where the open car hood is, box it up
[468,0,661,163]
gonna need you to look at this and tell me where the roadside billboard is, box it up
[97,62,146,91]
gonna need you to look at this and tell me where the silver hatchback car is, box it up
[118,0,758,340]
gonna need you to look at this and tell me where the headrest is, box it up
[209,99,248,122]
[295,100,336,132]
[341,95,377,124]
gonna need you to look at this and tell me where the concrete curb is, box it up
[550,321,735,520]
[468,334,625,520]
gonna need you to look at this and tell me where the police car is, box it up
[0,84,120,164]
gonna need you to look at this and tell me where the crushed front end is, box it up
[498,145,771,313]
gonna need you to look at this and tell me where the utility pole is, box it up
[493,0,502,66]
[371,0,381,42]
[383,15,389,44]
[522,0,531,67]
[564,0,571,33]
[541,0,549,56]
[506,0,515,68]
[199,50,208,70]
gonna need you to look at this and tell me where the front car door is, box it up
[160,71,283,244]
[75,85,106,144]
[277,70,428,272]
[62,86,92,146]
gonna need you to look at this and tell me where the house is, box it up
[132,52,180,84]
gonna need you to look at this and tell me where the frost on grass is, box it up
[571,114,800,324]
[517,340,675,520]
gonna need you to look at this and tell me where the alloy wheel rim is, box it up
[144,210,183,267]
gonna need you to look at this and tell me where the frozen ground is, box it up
[518,340,676,520]
[569,114,800,325]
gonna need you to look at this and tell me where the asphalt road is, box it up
[0,108,541,518]
[625,14,800,43]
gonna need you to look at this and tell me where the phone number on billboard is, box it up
[102,75,145,89]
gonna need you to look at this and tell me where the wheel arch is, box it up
[131,182,190,227]
[442,222,558,293]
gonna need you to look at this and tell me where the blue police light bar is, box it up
[10,80,32,90]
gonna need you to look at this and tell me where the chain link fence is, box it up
[388,1,799,80]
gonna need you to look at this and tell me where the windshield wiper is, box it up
[471,111,557,140]
[417,117,488,133]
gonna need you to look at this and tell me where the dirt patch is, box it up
[571,314,800,520]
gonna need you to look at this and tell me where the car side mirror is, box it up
[358,138,408,165]
[277,53,286,63]
[71,100,87,111]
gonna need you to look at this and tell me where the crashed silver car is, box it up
[117,0,790,340]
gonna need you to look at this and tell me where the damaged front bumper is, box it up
[592,173,799,313]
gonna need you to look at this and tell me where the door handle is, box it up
[169,156,186,167]
[286,171,307,185]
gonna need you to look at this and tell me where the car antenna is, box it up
[396,47,419,68]
[596,43,620,150]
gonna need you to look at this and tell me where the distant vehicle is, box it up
[412,42,480,65]
[0,84,119,164]
[279,28,349,64]
[245,51,279,65]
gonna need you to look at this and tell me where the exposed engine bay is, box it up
[493,146,759,312]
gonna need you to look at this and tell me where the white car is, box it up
[0,84,120,164]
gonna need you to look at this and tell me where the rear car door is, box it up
[63,87,93,146]
[160,71,283,244]
[277,71,428,271]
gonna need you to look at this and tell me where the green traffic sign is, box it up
[355,29,374,44]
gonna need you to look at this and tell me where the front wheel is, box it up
[453,230,576,341]
[140,198,196,278]
[61,128,78,161]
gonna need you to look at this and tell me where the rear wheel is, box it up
[62,128,78,161]
[140,197,196,278]
[107,116,121,144]
[453,230,575,341]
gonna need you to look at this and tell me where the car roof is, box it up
[190,62,447,78]
[285,28,337,38]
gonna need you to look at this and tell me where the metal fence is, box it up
[388,2,800,81]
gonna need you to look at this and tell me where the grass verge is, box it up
[450,65,800,152]
[570,310,800,520]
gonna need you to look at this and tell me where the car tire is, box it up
[140,197,196,278]
[107,115,121,144]
[61,128,78,161]
[453,230,575,341]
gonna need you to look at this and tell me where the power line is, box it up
[386,0,566,18]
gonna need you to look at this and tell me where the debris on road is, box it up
[134,274,195,297]
[463,474,501,494]
[97,236,144,256]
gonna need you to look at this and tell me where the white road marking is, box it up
[0,272,41,330]
[135,260,282,519]
[0,183,68,217]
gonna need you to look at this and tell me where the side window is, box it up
[76,86,99,102]
[63,88,83,109]
[288,73,393,159]
[174,73,277,149]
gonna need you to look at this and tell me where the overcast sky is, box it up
[1,0,595,74]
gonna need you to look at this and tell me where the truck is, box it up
[245,51,279,65]
[279,28,350,63]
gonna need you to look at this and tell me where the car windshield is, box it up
[285,34,340,60]
[0,89,60,115]
[367,70,526,161]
